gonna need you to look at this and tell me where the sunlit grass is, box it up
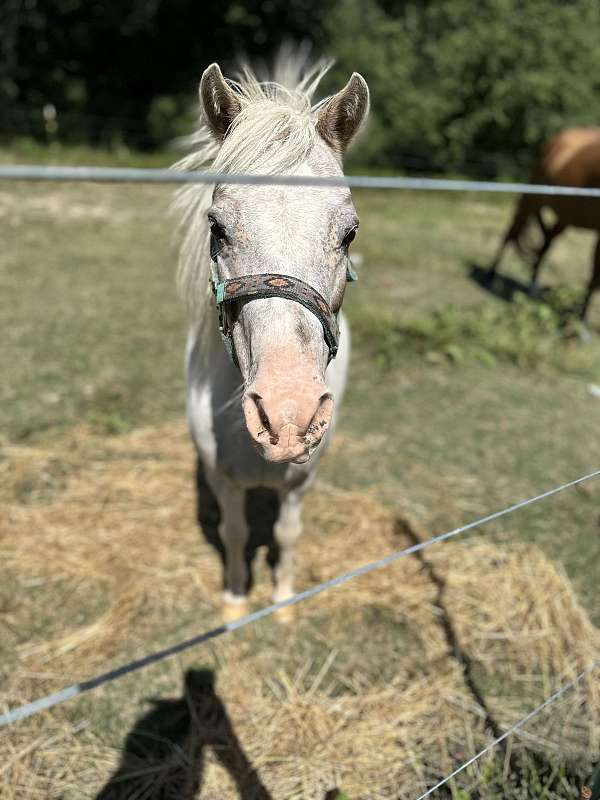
[1,150,599,797]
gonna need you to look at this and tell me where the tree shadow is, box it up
[195,458,280,594]
[96,668,273,799]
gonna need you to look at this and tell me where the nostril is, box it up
[305,392,334,439]
[247,392,278,444]
[315,392,334,418]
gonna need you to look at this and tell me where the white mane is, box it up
[172,52,332,333]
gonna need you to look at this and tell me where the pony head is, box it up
[176,57,369,463]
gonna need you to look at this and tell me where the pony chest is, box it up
[187,382,310,488]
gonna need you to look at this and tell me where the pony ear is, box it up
[316,72,370,155]
[199,63,242,141]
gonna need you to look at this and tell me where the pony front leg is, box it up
[217,482,250,619]
[272,490,304,619]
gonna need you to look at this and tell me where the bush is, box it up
[146,95,196,145]
[328,0,600,174]
[351,287,590,372]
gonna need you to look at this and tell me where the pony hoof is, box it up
[273,600,296,624]
[222,592,249,623]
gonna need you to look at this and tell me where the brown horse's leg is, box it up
[534,208,549,238]
[529,218,565,294]
[488,220,519,278]
[488,195,535,278]
[580,235,600,321]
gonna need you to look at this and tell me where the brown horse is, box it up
[488,127,600,320]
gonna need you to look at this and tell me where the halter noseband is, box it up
[211,264,357,368]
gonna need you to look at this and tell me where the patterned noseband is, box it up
[211,264,357,368]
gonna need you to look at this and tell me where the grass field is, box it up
[1,145,600,798]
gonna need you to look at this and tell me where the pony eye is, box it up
[209,217,227,243]
[341,227,357,249]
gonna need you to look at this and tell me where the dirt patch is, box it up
[1,422,599,799]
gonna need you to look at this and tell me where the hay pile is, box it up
[1,422,599,799]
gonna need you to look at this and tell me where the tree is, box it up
[327,0,600,174]
[0,0,335,146]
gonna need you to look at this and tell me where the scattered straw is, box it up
[1,422,598,798]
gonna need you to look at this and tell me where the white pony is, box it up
[174,55,369,617]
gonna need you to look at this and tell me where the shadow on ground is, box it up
[468,262,535,303]
[468,263,588,331]
[96,668,273,799]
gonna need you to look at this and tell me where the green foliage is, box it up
[352,289,590,372]
[5,0,600,165]
[0,0,335,148]
[472,752,587,799]
[89,410,133,436]
[317,755,588,799]
[146,96,196,145]
[328,0,600,173]
[0,138,172,168]
[86,386,136,436]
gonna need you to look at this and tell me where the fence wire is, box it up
[3,163,600,197]
[3,160,600,797]
[415,656,600,799]
[1,468,598,730]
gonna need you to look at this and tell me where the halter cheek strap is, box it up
[346,259,359,282]
[211,261,358,368]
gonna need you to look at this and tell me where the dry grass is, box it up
[1,422,599,799]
